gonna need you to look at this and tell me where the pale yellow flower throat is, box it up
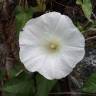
[50,43,58,50]
[48,41,60,53]
[43,37,61,53]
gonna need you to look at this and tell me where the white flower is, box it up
[19,12,85,80]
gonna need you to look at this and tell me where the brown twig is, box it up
[85,36,96,41]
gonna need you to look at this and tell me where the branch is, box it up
[85,36,96,41]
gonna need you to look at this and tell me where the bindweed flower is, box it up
[19,12,85,80]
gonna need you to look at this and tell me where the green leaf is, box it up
[7,63,24,78]
[76,0,92,20]
[82,73,96,93]
[3,72,34,96]
[36,74,57,96]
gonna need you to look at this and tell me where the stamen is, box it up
[50,44,57,49]
[44,37,61,53]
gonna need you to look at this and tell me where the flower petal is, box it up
[24,12,61,38]
[20,45,40,60]
[54,15,85,48]
[36,55,73,80]
[61,45,85,68]
[19,27,41,46]
[23,54,47,73]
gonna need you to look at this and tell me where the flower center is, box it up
[47,41,60,53]
[50,43,58,50]
[43,36,61,54]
